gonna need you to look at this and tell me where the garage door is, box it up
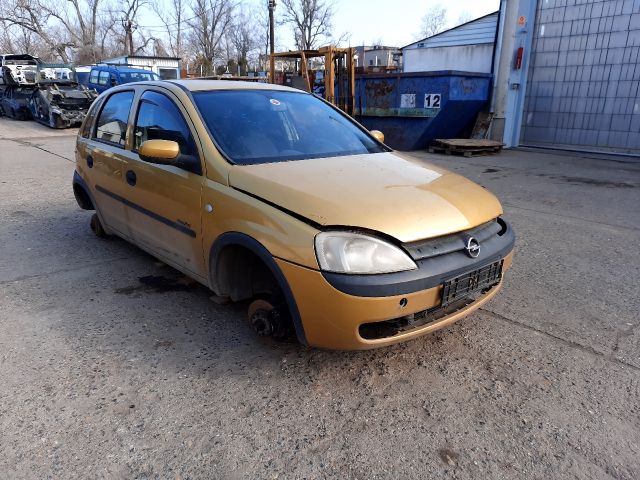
[520,0,640,155]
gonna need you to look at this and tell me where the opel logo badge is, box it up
[465,237,481,258]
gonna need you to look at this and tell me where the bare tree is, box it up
[419,5,447,38]
[0,21,44,56]
[188,0,234,75]
[119,0,148,55]
[43,0,104,62]
[0,0,74,61]
[280,0,336,50]
[157,0,186,58]
[97,12,120,59]
[457,12,473,25]
[0,0,116,62]
[228,7,257,75]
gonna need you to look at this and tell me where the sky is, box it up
[140,0,500,51]
[330,0,500,47]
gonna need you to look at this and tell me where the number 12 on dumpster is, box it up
[424,94,441,108]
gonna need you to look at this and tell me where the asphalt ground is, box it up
[1,116,639,479]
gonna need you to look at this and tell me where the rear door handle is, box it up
[126,170,136,186]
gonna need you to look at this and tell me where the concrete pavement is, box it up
[1,117,639,479]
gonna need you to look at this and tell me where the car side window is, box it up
[89,70,98,84]
[93,91,134,147]
[80,97,104,139]
[98,71,109,86]
[133,90,198,159]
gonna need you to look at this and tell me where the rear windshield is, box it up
[119,72,159,83]
[192,90,385,165]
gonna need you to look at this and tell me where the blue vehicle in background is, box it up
[84,64,160,93]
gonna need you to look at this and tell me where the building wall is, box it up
[104,56,180,79]
[353,46,400,68]
[404,12,499,50]
[520,0,640,154]
[402,12,498,74]
[403,44,494,73]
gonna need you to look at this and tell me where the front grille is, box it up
[404,219,505,261]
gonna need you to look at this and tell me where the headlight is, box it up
[315,231,417,274]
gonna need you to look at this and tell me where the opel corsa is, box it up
[73,81,515,350]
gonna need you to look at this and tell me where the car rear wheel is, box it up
[89,214,109,238]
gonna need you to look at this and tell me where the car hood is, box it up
[228,151,503,243]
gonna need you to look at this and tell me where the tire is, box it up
[89,214,109,238]
[51,113,65,129]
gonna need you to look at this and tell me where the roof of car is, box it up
[167,79,299,93]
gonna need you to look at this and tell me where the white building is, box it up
[353,45,401,69]
[402,12,499,73]
[101,55,181,80]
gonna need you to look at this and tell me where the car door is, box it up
[117,88,207,280]
[84,90,136,237]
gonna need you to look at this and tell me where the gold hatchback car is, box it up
[73,80,514,350]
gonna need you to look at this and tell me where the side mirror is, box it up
[370,130,385,143]
[139,139,180,164]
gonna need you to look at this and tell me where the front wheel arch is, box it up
[209,232,307,345]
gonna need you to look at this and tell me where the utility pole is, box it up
[268,0,276,83]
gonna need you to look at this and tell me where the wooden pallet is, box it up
[428,138,506,157]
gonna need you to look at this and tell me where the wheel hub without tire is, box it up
[248,299,287,338]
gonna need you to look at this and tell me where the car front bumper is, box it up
[277,248,514,351]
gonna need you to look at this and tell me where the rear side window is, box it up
[133,90,197,158]
[119,72,158,83]
[98,71,109,86]
[94,91,134,147]
[89,70,99,84]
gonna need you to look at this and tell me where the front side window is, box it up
[80,97,104,139]
[133,90,197,157]
[89,70,99,84]
[94,91,134,146]
[98,71,109,86]
[192,90,385,165]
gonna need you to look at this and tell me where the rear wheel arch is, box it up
[209,232,307,345]
[72,176,94,210]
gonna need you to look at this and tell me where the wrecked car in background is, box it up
[0,85,35,120]
[0,54,40,86]
[29,64,97,128]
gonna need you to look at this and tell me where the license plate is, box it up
[441,259,504,307]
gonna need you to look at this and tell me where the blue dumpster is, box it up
[354,71,492,151]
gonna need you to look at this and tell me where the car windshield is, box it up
[192,90,385,165]
[119,72,159,83]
